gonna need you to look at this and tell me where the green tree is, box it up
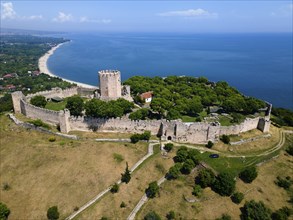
[66,95,84,116]
[110,183,119,193]
[240,200,271,220]
[192,184,203,197]
[145,181,159,198]
[0,202,10,220]
[187,149,200,165]
[206,141,214,148]
[212,172,236,196]
[144,211,161,220]
[174,146,188,162]
[0,94,13,113]
[30,95,47,107]
[271,206,292,220]
[167,163,181,180]
[221,135,230,144]
[180,159,195,174]
[166,109,181,120]
[164,143,174,152]
[231,192,244,204]
[187,96,203,116]
[150,97,172,117]
[239,166,258,183]
[197,168,215,188]
[129,108,149,120]
[286,145,293,156]
[47,206,59,220]
[130,134,141,144]
[121,163,131,184]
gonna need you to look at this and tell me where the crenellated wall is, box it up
[11,88,271,144]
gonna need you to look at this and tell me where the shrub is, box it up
[110,183,119,193]
[2,182,11,191]
[164,143,173,152]
[196,168,215,188]
[73,206,79,211]
[29,119,51,129]
[271,206,292,220]
[180,159,195,175]
[275,176,292,190]
[286,145,293,156]
[192,184,203,197]
[220,135,230,144]
[113,153,124,163]
[130,134,141,143]
[231,192,244,204]
[145,181,159,198]
[239,166,258,183]
[121,162,131,184]
[166,210,175,220]
[167,163,181,180]
[120,201,126,208]
[49,137,56,142]
[240,200,271,220]
[0,202,10,220]
[30,95,47,107]
[130,131,151,143]
[206,141,214,148]
[144,211,161,220]
[212,172,236,196]
[47,206,59,220]
[216,214,232,220]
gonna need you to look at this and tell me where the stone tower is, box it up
[98,70,122,99]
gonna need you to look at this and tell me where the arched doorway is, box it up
[167,136,172,141]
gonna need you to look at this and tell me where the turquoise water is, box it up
[48,33,293,109]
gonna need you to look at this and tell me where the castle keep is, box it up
[99,70,122,99]
[11,70,271,144]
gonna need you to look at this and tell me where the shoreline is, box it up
[38,42,98,89]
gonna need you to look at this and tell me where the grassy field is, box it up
[45,99,67,111]
[0,114,148,219]
[76,145,175,219]
[137,134,293,220]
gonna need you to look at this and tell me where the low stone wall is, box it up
[26,87,79,101]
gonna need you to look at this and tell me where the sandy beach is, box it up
[38,42,98,89]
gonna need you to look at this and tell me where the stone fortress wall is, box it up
[11,87,271,144]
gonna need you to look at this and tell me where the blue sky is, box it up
[1,1,292,32]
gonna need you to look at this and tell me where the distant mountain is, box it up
[0,28,66,35]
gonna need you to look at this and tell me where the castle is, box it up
[11,70,271,144]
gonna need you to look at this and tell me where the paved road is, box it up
[65,141,158,220]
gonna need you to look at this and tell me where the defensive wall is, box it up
[11,88,271,144]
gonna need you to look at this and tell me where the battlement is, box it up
[98,70,121,77]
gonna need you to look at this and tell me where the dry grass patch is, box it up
[0,115,147,219]
[213,126,281,155]
[76,148,175,219]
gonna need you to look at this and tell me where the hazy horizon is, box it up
[1,1,292,33]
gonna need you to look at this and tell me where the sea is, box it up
[47,32,293,110]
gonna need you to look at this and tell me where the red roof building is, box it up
[140,91,153,103]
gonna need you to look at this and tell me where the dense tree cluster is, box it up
[240,200,271,220]
[66,95,84,116]
[30,95,47,108]
[129,108,149,120]
[124,76,265,119]
[0,94,13,113]
[130,131,151,143]
[85,98,134,118]
[0,35,73,94]
[212,172,236,196]
[272,107,293,127]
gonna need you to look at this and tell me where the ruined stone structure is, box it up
[11,87,272,144]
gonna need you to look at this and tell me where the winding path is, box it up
[65,141,158,220]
